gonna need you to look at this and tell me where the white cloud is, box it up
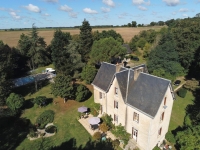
[43,13,50,16]
[43,0,58,3]
[102,0,115,7]
[163,0,180,6]
[183,14,188,17]
[179,8,189,12]
[59,5,72,12]
[132,0,150,5]
[138,6,147,11]
[101,7,110,13]
[9,12,21,19]
[24,4,41,13]
[83,8,98,14]
[172,11,177,15]
[69,12,77,18]
[118,12,128,19]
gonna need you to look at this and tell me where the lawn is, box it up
[168,91,194,132]
[14,82,98,150]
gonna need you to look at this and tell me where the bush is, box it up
[184,114,192,127]
[33,96,46,106]
[75,84,90,102]
[36,110,54,129]
[6,93,25,112]
[45,125,57,133]
[112,139,120,150]
[29,128,38,138]
[101,114,113,130]
[177,88,187,98]
[99,122,109,133]
[183,78,199,92]
[165,131,176,144]
[93,132,101,140]
[153,146,160,150]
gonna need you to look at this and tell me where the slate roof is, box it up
[92,62,116,92]
[92,62,171,118]
[126,73,170,117]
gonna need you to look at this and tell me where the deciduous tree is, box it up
[6,93,25,112]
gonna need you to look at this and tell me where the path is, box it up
[174,81,186,92]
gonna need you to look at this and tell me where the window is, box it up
[160,112,165,122]
[158,127,162,136]
[164,97,167,105]
[99,92,102,99]
[133,112,139,123]
[115,87,118,95]
[114,100,118,109]
[114,114,118,123]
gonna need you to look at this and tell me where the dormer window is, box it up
[115,87,118,95]
[133,112,139,123]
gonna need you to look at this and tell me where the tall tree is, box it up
[18,24,51,70]
[131,21,137,27]
[90,37,126,64]
[51,30,83,76]
[0,41,14,106]
[6,93,25,112]
[51,75,75,103]
[79,19,93,62]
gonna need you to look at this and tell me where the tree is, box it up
[131,21,137,27]
[6,93,25,112]
[75,84,90,102]
[137,38,146,50]
[18,24,51,70]
[0,42,15,106]
[33,96,47,107]
[90,37,126,64]
[79,19,93,62]
[150,22,156,26]
[81,64,97,84]
[175,125,200,150]
[51,75,75,103]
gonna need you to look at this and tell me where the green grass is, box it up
[30,64,54,75]
[168,91,194,132]
[15,83,96,150]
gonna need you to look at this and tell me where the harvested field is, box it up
[0,26,164,47]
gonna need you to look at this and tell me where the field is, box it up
[0,26,164,47]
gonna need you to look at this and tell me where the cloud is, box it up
[102,0,115,7]
[9,12,21,19]
[101,7,110,13]
[43,13,50,16]
[138,6,147,11]
[118,12,128,19]
[172,11,177,15]
[59,5,72,12]
[163,0,180,6]
[132,0,150,5]
[183,14,188,17]
[83,8,98,14]
[179,8,189,12]
[23,4,41,13]
[69,12,78,18]
[43,0,58,3]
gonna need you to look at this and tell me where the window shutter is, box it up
[164,97,167,105]
[162,112,165,120]
[137,114,139,123]
[114,101,116,108]
[114,114,116,121]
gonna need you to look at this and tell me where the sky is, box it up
[0,0,199,29]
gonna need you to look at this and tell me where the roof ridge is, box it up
[125,69,131,103]
[131,64,146,69]
[140,72,171,82]
[102,62,116,66]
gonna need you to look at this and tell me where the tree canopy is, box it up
[6,93,25,112]
[90,37,126,64]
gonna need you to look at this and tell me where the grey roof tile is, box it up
[92,62,116,92]
[127,73,170,117]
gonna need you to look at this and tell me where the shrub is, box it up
[99,122,109,133]
[36,110,54,129]
[93,132,101,140]
[90,108,99,117]
[6,93,25,112]
[177,88,187,98]
[75,84,90,102]
[45,125,57,133]
[153,146,160,150]
[112,139,120,150]
[184,114,192,127]
[183,78,199,92]
[29,128,38,138]
[33,96,46,106]
[165,131,176,144]
[101,114,113,130]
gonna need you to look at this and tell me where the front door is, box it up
[132,127,138,141]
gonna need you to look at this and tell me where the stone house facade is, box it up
[92,62,175,150]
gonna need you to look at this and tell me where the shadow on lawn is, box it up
[0,115,31,150]
[50,138,115,150]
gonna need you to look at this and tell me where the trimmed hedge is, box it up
[177,88,187,98]
[36,110,54,129]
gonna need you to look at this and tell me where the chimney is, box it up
[116,63,122,73]
[134,67,144,80]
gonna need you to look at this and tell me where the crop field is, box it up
[0,26,164,47]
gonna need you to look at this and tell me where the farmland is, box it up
[0,26,164,47]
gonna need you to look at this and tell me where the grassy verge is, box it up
[168,91,194,132]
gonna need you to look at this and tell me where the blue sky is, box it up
[0,0,199,29]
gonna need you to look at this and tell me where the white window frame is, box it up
[133,112,139,123]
